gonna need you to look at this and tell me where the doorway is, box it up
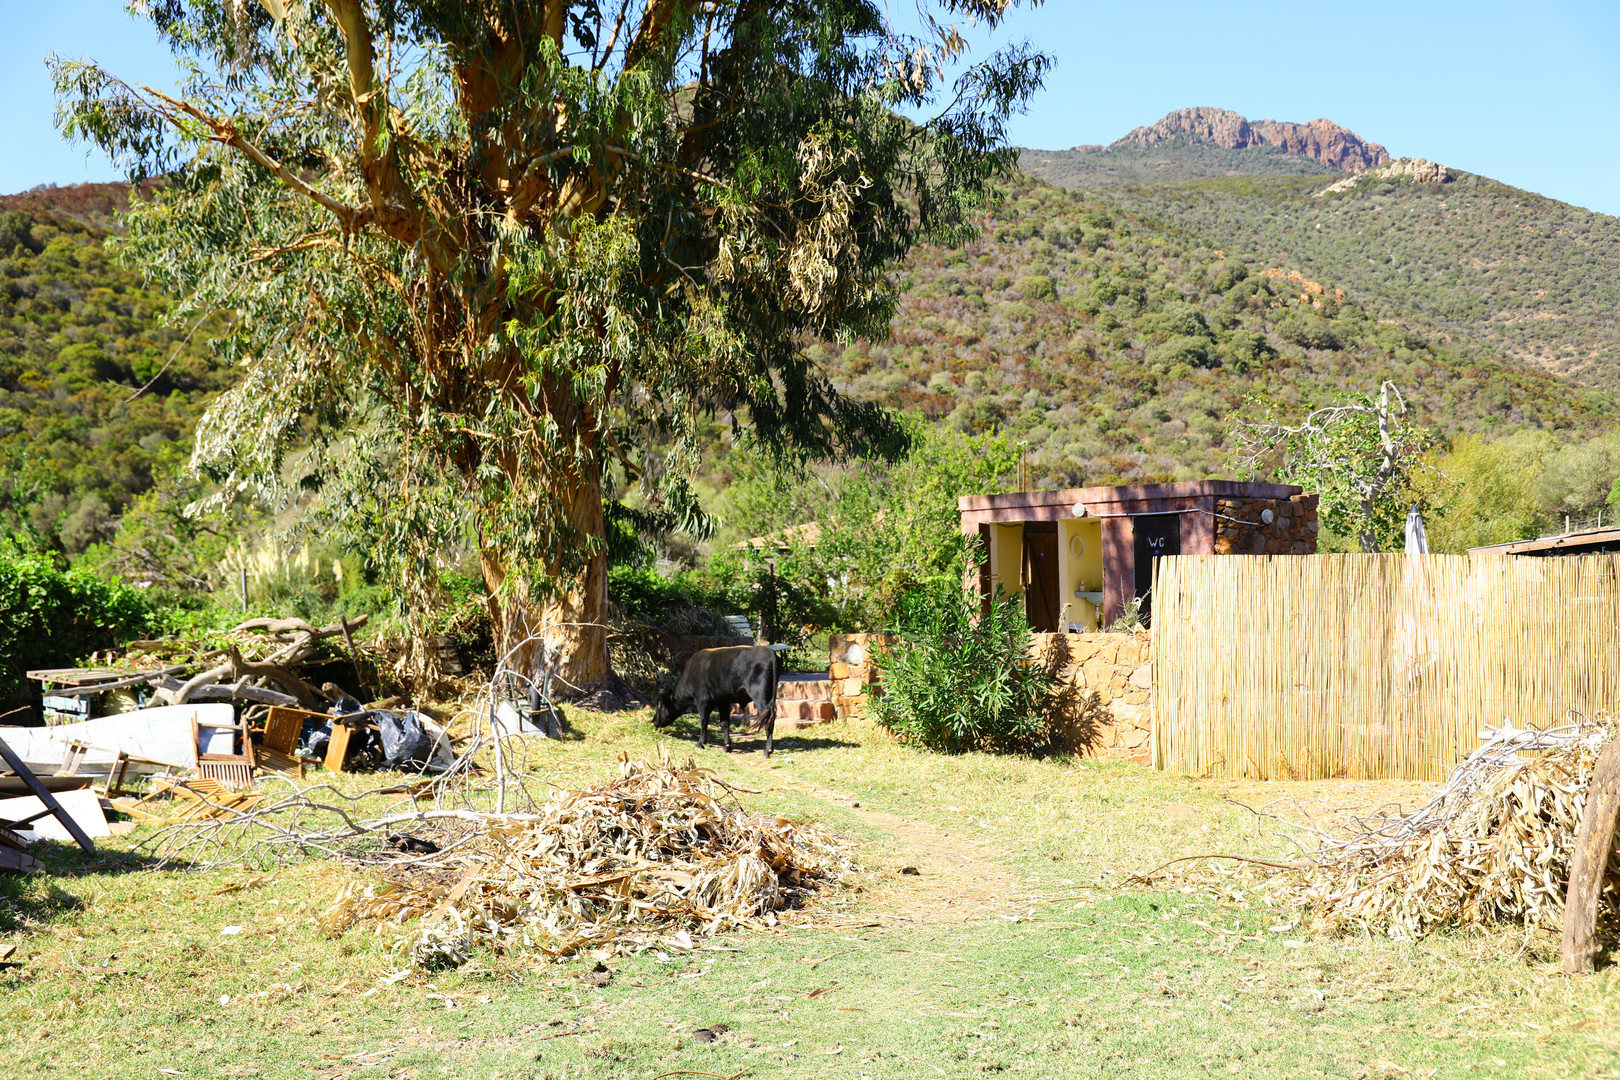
[1132,513,1181,626]
[1023,522,1060,632]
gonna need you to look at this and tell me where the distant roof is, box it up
[736,520,822,550]
[958,480,1304,513]
[1469,527,1620,557]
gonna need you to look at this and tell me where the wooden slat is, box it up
[262,706,324,755]
[324,722,352,773]
[0,846,44,874]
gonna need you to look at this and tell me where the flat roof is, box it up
[1469,527,1620,557]
[957,480,1304,513]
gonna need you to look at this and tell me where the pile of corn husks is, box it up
[1282,718,1620,939]
[321,750,848,964]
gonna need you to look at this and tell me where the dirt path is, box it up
[724,753,1028,924]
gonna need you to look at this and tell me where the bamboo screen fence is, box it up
[1151,554,1620,780]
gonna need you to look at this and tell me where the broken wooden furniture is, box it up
[112,778,261,825]
[324,713,377,774]
[194,713,257,790]
[255,705,330,779]
[0,736,96,854]
[55,738,176,797]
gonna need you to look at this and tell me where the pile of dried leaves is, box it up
[320,750,848,964]
[1279,718,1620,939]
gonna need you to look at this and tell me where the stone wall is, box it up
[1213,494,1319,556]
[828,633,897,719]
[1029,631,1153,762]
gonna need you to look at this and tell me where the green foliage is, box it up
[812,176,1607,493]
[0,540,156,710]
[1232,384,1435,553]
[1276,312,1343,351]
[712,420,1017,634]
[1536,432,1620,522]
[0,189,230,550]
[1014,274,1058,302]
[870,571,1059,755]
[1149,335,1217,374]
[1418,432,1555,553]
[1074,167,1620,396]
[53,1,1051,678]
[607,564,732,628]
[1019,142,1335,188]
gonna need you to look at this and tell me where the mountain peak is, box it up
[1110,107,1390,172]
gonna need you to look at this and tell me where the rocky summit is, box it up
[1109,107,1390,172]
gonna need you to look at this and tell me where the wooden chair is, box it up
[193,714,257,790]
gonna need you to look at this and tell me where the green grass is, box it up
[2,708,1618,1078]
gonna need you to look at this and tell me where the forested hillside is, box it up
[1019,142,1334,188]
[804,176,1610,491]
[6,156,1619,569]
[0,183,229,551]
[1023,160,1620,394]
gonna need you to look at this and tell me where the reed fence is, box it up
[1151,554,1620,780]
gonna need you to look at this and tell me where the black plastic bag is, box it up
[305,713,383,771]
[376,709,436,771]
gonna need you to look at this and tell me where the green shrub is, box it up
[1014,274,1058,302]
[1208,259,1249,293]
[1149,335,1217,373]
[0,542,157,712]
[870,579,1059,755]
[1276,312,1343,350]
[1138,302,1211,342]
[1219,329,1277,372]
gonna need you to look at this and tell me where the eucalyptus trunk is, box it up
[480,469,610,689]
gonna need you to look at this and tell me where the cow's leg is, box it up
[720,701,733,752]
[697,698,709,749]
[759,691,775,758]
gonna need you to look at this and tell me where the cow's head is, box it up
[652,691,677,728]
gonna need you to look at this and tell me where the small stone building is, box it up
[957,480,1319,629]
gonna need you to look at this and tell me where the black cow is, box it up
[652,645,780,756]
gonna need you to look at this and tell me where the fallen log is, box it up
[223,648,324,711]
[232,615,368,641]
[149,677,300,709]
[1561,736,1620,974]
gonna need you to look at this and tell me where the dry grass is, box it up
[321,749,849,963]
[2,708,1619,1078]
[1277,719,1620,939]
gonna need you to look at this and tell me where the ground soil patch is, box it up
[729,751,1029,924]
[1202,777,1438,842]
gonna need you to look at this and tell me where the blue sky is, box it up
[5,1,1619,214]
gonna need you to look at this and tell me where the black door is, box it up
[1132,514,1181,627]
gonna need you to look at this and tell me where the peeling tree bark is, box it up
[1562,737,1620,974]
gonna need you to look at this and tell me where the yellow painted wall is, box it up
[990,523,1024,603]
[1057,518,1105,630]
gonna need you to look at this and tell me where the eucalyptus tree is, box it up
[1231,382,1434,553]
[53,1,1049,688]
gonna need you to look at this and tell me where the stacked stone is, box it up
[828,633,897,719]
[776,673,838,727]
[1212,494,1319,556]
[1029,631,1153,763]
